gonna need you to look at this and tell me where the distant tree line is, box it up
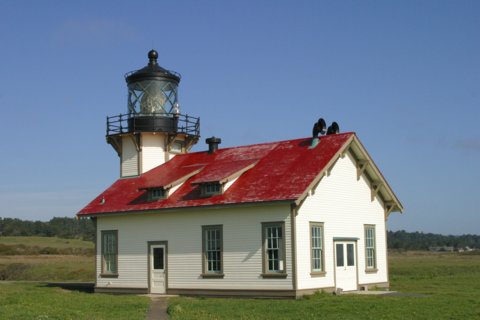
[1,217,479,249]
[0,217,95,241]
[388,230,480,250]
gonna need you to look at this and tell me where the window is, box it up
[336,243,344,267]
[101,230,118,276]
[202,225,223,277]
[347,243,355,266]
[262,222,286,277]
[201,182,222,196]
[310,222,325,274]
[153,247,164,270]
[365,225,376,270]
[148,188,166,201]
[169,140,184,153]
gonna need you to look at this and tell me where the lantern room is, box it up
[125,50,181,132]
[106,50,200,178]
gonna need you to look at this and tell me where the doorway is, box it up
[149,242,167,294]
[334,241,358,291]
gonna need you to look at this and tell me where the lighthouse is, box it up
[106,50,200,177]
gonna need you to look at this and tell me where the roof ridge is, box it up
[185,132,356,156]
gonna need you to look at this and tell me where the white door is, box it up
[150,244,166,294]
[334,241,358,291]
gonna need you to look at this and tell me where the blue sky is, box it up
[0,1,478,235]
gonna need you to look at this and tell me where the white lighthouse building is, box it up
[78,50,402,297]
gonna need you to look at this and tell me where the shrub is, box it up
[0,263,30,280]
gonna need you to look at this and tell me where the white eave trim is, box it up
[348,135,404,215]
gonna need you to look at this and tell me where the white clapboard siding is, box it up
[141,133,167,173]
[295,151,388,290]
[96,204,293,290]
[121,136,139,177]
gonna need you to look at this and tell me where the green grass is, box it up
[168,252,480,319]
[0,236,95,281]
[1,244,479,319]
[0,255,94,281]
[0,237,145,319]
[0,282,149,320]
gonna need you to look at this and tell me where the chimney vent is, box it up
[206,137,221,154]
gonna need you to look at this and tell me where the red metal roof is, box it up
[142,163,205,188]
[77,133,354,216]
[190,159,258,184]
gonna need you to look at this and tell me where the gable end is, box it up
[295,135,403,217]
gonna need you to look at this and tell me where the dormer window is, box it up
[200,182,222,196]
[191,159,258,197]
[148,188,166,201]
[140,164,205,202]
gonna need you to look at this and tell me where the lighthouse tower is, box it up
[106,50,200,178]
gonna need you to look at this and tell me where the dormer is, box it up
[191,159,257,197]
[141,164,204,201]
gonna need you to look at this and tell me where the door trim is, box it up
[333,237,359,241]
[147,241,168,294]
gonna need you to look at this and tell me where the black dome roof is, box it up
[125,50,181,84]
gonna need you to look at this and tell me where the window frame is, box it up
[200,182,223,197]
[261,222,287,278]
[364,224,377,272]
[169,140,184,154]
[201,225,224,278]
[100,230,118,278]
[310,222,326,276]
[148,187,167,201]
[336,243,344,267]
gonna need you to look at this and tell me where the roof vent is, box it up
[206,137,221,154]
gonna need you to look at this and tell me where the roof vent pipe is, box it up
[206,137,221,154]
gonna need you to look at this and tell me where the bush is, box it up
[0,263,30,280]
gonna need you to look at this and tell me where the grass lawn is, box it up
[0,281,149,320]
[0,236,95,281]
[0,255,94,281]
[0,236,150,319]
[1,238,479,319]
[168,251,480,319]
